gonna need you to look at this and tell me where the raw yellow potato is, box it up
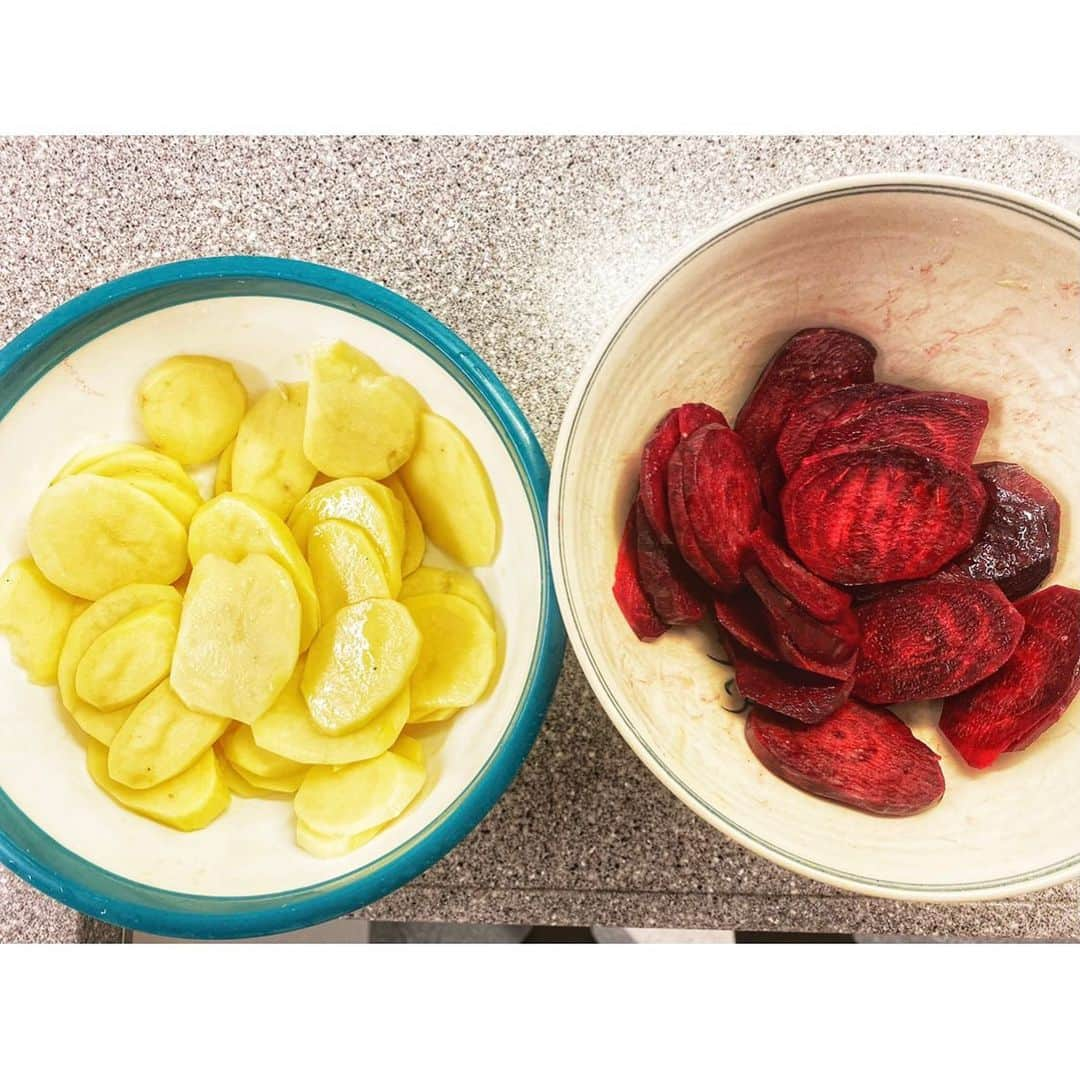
[253,664,409,765]
[398,566,496,628]
[221,721,301,779]
[295,820,381,858]
[392,733,425,767]
[303,342,420,479]
[404,594,496,717]
[294,745,426,836]
[399,413,500,566]
[75,599,179,711]
[215,440,234,496]
[188,493,319,649]
[86,740,229,831]
[138,354,247,465]
[216,752,264,798]
[230,382,317,519]
[302,599,421,735]
[385,376,428,416]
[28,474,189,599]
[116,473,202,527]
[407,707,458,727]
[307,520,392,621]
[229,759,307,793]
[0,558,85,683]
[70,446,202,499]
[171,553,301,723]
[289,478,405,595]
[70,701,134,747]
[53,441,146,482]
[384,475,425,576]
[108,681,229,789]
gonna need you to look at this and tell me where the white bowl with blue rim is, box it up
[0,256,564,938]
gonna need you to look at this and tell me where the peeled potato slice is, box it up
[171,553,301,723]
[295,820,381,858]
[407,707,459,727]
[188,493,319,649]
[70,702,134,747]
[86,741,229,831]
[53,441,146,482]
[231,382,317,518]
[75,599,179,711]
[229,759,307,793]
[138,354,247,465]
[215,440,234,496]
[391,733,425,767]
[404,594,496,717]
[0,558,85,684]
[221,721,302,779]
[384,376,428,416]
[56,445,200,499]
[399,413,500,566]
[115,473,202,527]
[29,474,189,600]
[398,566,496,628]
[253,664,408,765]
[294,745,426,836]
[216,752,265,798]
[108,681,229,789]
[302,599,421,734]
[308,520,393,621]
[384,475,425,576]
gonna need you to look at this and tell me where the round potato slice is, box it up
[116,473,202,527]
[188,493,319,650]
[231,383,317,519]
[308,520,393,621]
[398,566,495,627]
[229,759,307,793]
[384,376,428,416]
[29,475,189,600]
[215,752,265,798]
[70,701,134,747]
[75,599,180,711]
[138,355,247,465]
[221,721,302,779]
[108,681,229,789]
[406,707,459,727]
[170,553,301,724]
[399,413,500,567]
[302,599,421,734]
[52,441,147,482]
[253,664,408,765]
[215,440,234,496]
[295,820,381,858]
[384,475,425,576]
[71,446,202,498]
[403,594,496,717]
[86,741,229,831]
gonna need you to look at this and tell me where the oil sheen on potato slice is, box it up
[398,566,495,628]
[383,474,426,576]
[307,519,393,622]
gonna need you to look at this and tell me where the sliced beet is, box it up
[679,424,762,592]
[667,438,728,590]
[727,637,852,725]
[939,585,1080,768]
[747,527,852,622]
[951,461,1061,600]
[781,446,987,585]
[854,577,1023,704]
[677,402,727,436]
[713,590,780,662]
[734,327,876,466]
[745,702,945,816]
[634,501,706,625]
[613,503,667,641]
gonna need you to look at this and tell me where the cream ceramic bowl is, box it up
[551,175,1080,902]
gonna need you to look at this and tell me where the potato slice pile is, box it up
[0,342,502,856]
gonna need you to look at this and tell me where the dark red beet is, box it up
[677,402,727,437]
[734,327,876,465]
[746,702,945,816]
[939,585,1080,768]
[667,438,728,590]
[781,446,987,585]
[613,503,667,641]
[634,502,706,625]
[713,590,780,662]
[747,527,852,622]
[854,577,1023,704]
[727,638,852,725]
[679,424,762,592]
[951,461,1061,600]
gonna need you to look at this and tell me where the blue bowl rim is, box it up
[0,255,566,939]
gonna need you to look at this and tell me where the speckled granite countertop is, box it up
[2,136,1079,943]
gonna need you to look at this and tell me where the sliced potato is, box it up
[0,558,85,684]
[384,376,428,416]
[53,441,146,482]
[108,681,229,789]
[116,473,202,527]
[391,733,425,767]
[71,446,202,499]
[170,553,301,723]
[295,820,381,858]
[406,707,459,727]
[188,493,319,649]
[138,354,247,465]
[29,474,189,599]
[216,752,264,798]
[398,566,496,627]
[230,382,317,519]
[301,599,421,735]
[253,664,408,765]
[75,599,179,711]
[398,413,500,566]
[215,440,234,496]
[294,746,425,836]
[229,759,307,793]
[70,701,134,746]
[307,520,392,621]
[384,475,425,576]
[221,721,301,779]
[303,342,419,479]
[86,741,229,831]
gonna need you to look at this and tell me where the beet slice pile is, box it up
[612,325,1079,817]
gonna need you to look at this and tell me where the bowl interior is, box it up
[0,288,547,905]
[555,181,1080,898]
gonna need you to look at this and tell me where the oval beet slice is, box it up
[939,585,1080,769]
[727,638,852,724]
[747,527,852,622]
[634,501,706,625]
[951,461,1061,600]
[746,702,945,816]
[781,446,987,585]
[854,577,1023,704]
[734,327,876,465]
[713,590,780,661]
[613,503,667,641]
[677,402,727,436]
[668,438,728,590]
